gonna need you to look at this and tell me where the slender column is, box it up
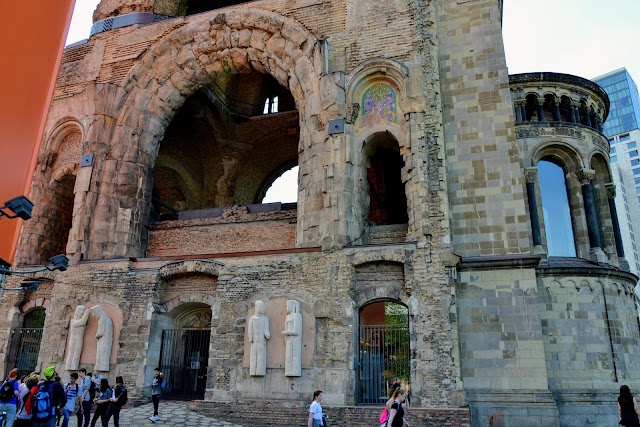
[537,104,545,122]
[520,104,528,122]
[585,110,592,128]
[606,183,627,261]
[515,103,522,123]
[574,105,582,124]
[568,105,576,123]
[524,168,543,249]
[552,101,561,121]
[577,169,606,262]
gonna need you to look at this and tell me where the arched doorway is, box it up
[357,300,409,404]
[5,308,46,377]
[157,304,212,400]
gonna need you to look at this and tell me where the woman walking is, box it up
[308,390,323,427]
[619,385,640,427]
[90,378,112,427]
[386,388,410,427]
[102,376,127,427]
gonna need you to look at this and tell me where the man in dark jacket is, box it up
[32,366,67,427]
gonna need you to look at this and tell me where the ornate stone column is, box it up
[537,102,545,122]
[576,168,607,263]
[524,167,544,253]
[514,102,523,123]
[585,110,593,128]
[520,103,528,122]
[568,103,577,123]
[606,183,630,271]
[552,99,561,121]
[573,105,582,125]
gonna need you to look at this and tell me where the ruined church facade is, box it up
[1,0,639,426]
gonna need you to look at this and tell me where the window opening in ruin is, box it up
[538,159,577,256]
[357,301,409,405]
[150,71,298,221]
[5,308,46,378]
[261,165,298,204]
[365,135,408,226]
[263,96,279,114]
[41,175,76,263]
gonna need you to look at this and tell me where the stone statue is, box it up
[248,300,270,376]
[282,300,302,377]
[65,305,91,370]
[91,305,113,372]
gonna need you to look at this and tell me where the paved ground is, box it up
[70,400,247,427]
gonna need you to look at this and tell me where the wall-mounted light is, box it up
[0,195,34,220]
[0,255,69,291]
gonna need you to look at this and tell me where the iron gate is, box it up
[357,324,410,405]
[159,329,210,400]
[5,328,44,378]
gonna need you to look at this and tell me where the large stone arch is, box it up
[83,9,339,259]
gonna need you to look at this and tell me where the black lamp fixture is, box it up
[0,255,69,291]
[0,195,34,220]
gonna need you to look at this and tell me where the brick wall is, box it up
[147,209,297,256]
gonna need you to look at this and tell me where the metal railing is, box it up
[5,328,44,378]
[159,329,211,400]
[357,324,410,405]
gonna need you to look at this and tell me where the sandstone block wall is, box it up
[437,0,529,256]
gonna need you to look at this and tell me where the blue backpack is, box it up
[33,382,55,420]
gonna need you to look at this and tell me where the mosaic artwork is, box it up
[358,82,399,131]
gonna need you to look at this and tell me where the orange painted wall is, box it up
[0,1,76,263]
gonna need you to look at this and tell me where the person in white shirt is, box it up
[308,390,323,427]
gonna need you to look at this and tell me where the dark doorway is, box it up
[159,329,211,400]
[6,308,46,378]
[357,301,409,405]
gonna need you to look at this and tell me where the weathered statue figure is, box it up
[65,305,91,370]
[91,305,113,372]
[282,300,302,377]
[248,300,270,376]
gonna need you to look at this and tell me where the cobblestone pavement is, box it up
[70,401,247,427]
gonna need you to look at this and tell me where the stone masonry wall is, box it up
[0,245,458,411]
[437,0,530,256]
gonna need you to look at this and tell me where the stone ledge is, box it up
[188,400,470,426]
[458,254,542,271]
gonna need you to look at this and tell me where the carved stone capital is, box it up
[605,183,617,198]
[575,168,596,185]
[524,167,538,183]
[346,103,360,124]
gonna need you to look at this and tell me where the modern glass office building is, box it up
[595,68,640,135]
[594,68,640,274]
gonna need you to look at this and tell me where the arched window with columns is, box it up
[538,158,576,256]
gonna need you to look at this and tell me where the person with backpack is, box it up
[89,378,111,427]
[31,366,66,427]
[0,368,20,427]
[76,369,92,427]
[15,373,40,427]
[102,376,127,427]
[60,373,79,427]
